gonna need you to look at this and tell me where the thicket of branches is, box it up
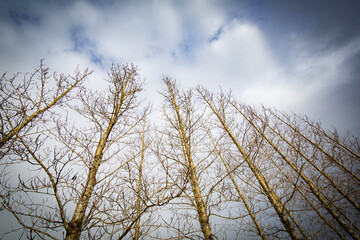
[0,62,359,240]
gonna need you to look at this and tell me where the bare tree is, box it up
[1,64,359,239]
[207,130,266,240]
[0,60,91,156]
[115,115,183,240]
[198,87,360,239]
[154,78,215,239]
[63,63,148,239]
[198,87,304,240]
[0,64,156,239]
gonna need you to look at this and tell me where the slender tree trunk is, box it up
[134,119,146,240]
[167,81,213,239]
[64,135,110,240]
[255,107,360,211]
[209,133,266,240]
[268,109,360,184]
[269,152,346,240]
[65,77,130,239]
[299,114,360,159]
[198,90,299,240]
[227,101,360,240]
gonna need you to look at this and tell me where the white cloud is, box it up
[0,2,95,74]
[168,19,283,100]
[0,0,359,134]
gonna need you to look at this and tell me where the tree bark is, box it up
[198,89,299,240]
[65,67,135,240]
[166,80,213,239]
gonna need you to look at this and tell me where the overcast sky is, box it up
[1,0,359,136]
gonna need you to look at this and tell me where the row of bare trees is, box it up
[1,63,359,239]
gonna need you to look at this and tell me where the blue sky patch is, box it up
[70,25,104,66]
[209,27,224,43]
[8,10,40,26]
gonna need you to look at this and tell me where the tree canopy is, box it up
[0,62,359,239]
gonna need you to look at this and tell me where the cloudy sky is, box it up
[1,0,359,136]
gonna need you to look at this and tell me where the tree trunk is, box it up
[198,89,299,240]
[166,80,213,239]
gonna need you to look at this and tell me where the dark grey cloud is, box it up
[333,50,360,136]
[258,0,360,48]
[231,0,360,135]
[215,0,360,70]
[0,0,69,23]
[302,78,360,137]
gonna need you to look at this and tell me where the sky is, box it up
[0,0,360,136]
